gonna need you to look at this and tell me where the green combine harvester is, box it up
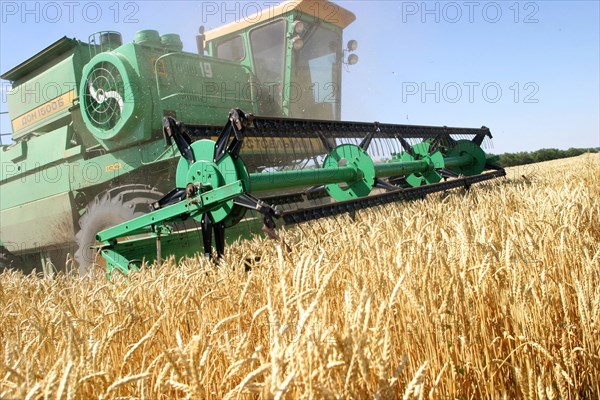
[0,0,505,276]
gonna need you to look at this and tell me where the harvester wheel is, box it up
[75,185,163,277]
[0,245,22,270]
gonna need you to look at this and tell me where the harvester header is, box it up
[94,109,504,273]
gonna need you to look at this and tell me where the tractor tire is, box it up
[75,185,163,277]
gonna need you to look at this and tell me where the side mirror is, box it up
[196,25,205,54]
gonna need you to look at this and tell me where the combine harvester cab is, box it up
[0,0,505,276]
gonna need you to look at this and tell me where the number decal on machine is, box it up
[199,62,213,78]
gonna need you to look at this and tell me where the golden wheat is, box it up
[1,153,599,399]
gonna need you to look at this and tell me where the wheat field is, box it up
[1,154,599,399]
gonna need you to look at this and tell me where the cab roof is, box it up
[204,0,356,42]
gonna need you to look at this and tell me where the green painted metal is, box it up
[0,24,260,254]
[443,154,474,169]
[160,34,184,52]
[2,38,92,140]
[101,248,136,276]
[446,140,487,176]
[134,30,161,46]
[97,180,244,243]
[79,50,149,144]
[0,126,176,209]
[1,3,346,225]
[0,192,77,252]
[0,126,77,209]
[98,218,256,275]
[323,144,375,200]
[204,11,344,120]
[98,213,271,275]
[249,166,361,192]
[175,140,245,223]
[95,138,495,273]
[374,160,431,178]
[1,141,26,162]
[78,42,257,150]
[250,141,487,194]
[399,142,444,187]
[153,51,257,125]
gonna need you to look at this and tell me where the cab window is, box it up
[249,20,286,115]
[291,24,341,119]
[249,20,285,83]
[216,36,245,61]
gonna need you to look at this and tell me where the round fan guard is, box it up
[79,53,141,142]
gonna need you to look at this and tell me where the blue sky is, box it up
[1,1,598,153]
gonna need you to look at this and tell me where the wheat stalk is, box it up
[0,155,598,398]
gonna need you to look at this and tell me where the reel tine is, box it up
[380,136,389,159]
[201,213,213,258]
[305,185,326,195]
[482,136,491,150]
[388,136,398,158]
[429,133,443,154]
[358,122,379,151]
[163,116,195,164]
[484,163,504,171]
[251,119,269,172]
[214,221,225,258]
[297,127,316,169]
[214,109,250,163]
[374,178,398,191]
[373,135,382,158]
[440,168,460,179]
[392,136,403,157]
[471,129,487,146]
[396,135,415,157]
[316,130,335,153]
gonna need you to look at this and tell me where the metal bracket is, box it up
[234,192,283,243]
[163,116,195,163]
[214,108,254,162]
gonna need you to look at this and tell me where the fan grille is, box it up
[84,61,125,130]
